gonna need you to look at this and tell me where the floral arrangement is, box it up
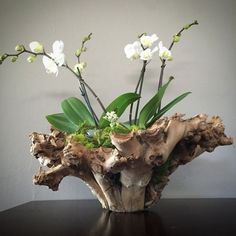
[1,20,233,212]
[0,21,198,148]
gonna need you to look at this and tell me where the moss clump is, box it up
[71,127,113,149]
[70,122,141,149]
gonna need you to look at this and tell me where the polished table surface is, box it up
[0,199,235,236]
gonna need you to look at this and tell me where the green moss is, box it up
[71,126,113,148]
[70,122,144,149]
[85,143,95,149]
[72,133,86,143]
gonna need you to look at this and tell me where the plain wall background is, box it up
[0,0,235,211]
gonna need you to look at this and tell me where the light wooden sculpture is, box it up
[30,113,233,212]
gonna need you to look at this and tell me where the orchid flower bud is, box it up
[29,41,44,53]
[15,44,25,52]
[11,56,18,62]
[0,54,7,61]
[173,35,180,43]
[75,48,82,57]
[27,55,37,63]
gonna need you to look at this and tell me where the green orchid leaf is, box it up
[61,97,95,127]
[46,113,79,134]
[147,92,191,127]
[99,92,140,128]
[138,78,173,129]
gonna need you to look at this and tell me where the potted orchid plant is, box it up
[0,20,233,212]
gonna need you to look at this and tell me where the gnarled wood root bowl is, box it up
[30,114,233,212]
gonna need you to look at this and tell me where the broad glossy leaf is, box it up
[138,79,173,128]
[99,93,140,128]
[147,92,191,127]
[46,113,79,134]
[61,97,95,127]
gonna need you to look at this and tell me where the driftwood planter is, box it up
[30,114,233,212]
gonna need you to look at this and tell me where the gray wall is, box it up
[0,0,235,211]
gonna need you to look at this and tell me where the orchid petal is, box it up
[140,48,152,61]
[151,34,158,42]
[52,40,64,54]
[151,46,158,54]
[158,41,163,49]
[159,42,172,60]
[124,44,134,59]
[140,34,158,48]
[124,41,142,60]
[53,53,65,66]
[42,56,58,76]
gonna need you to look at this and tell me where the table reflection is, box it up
[89,210,166,236]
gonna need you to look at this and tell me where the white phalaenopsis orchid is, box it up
[124,34,159,61]
[140,34,158,48]
[42,40,65,76]
[29,41,44,53]
[42,56,59,75]
[124,41,143,60]
[158,41,172,61]
[140,47,158,61]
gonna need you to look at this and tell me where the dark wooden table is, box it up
[0,199,235,236]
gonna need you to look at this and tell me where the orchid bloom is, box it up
[42,56,59,75]
[124,41,143,60]
[124,34,159,61]
[158,41,172,61]
[140,34,158,48]
[42,40,65,76]
[140,47,158,61]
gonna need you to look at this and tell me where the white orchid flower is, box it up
[29,41,44,53]
[42,40,65,76]
[140,46,158,61]
[158,41,172,61]
[124,41,143,60]
[42,56,59,76]
[140,34,158,48]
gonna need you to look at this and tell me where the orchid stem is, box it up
[157,20,198,113]
[65,64,106,113]
[129,61,147,125]
[76,71,99,126]
[157,61,166,112]
[134,63,146,124]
